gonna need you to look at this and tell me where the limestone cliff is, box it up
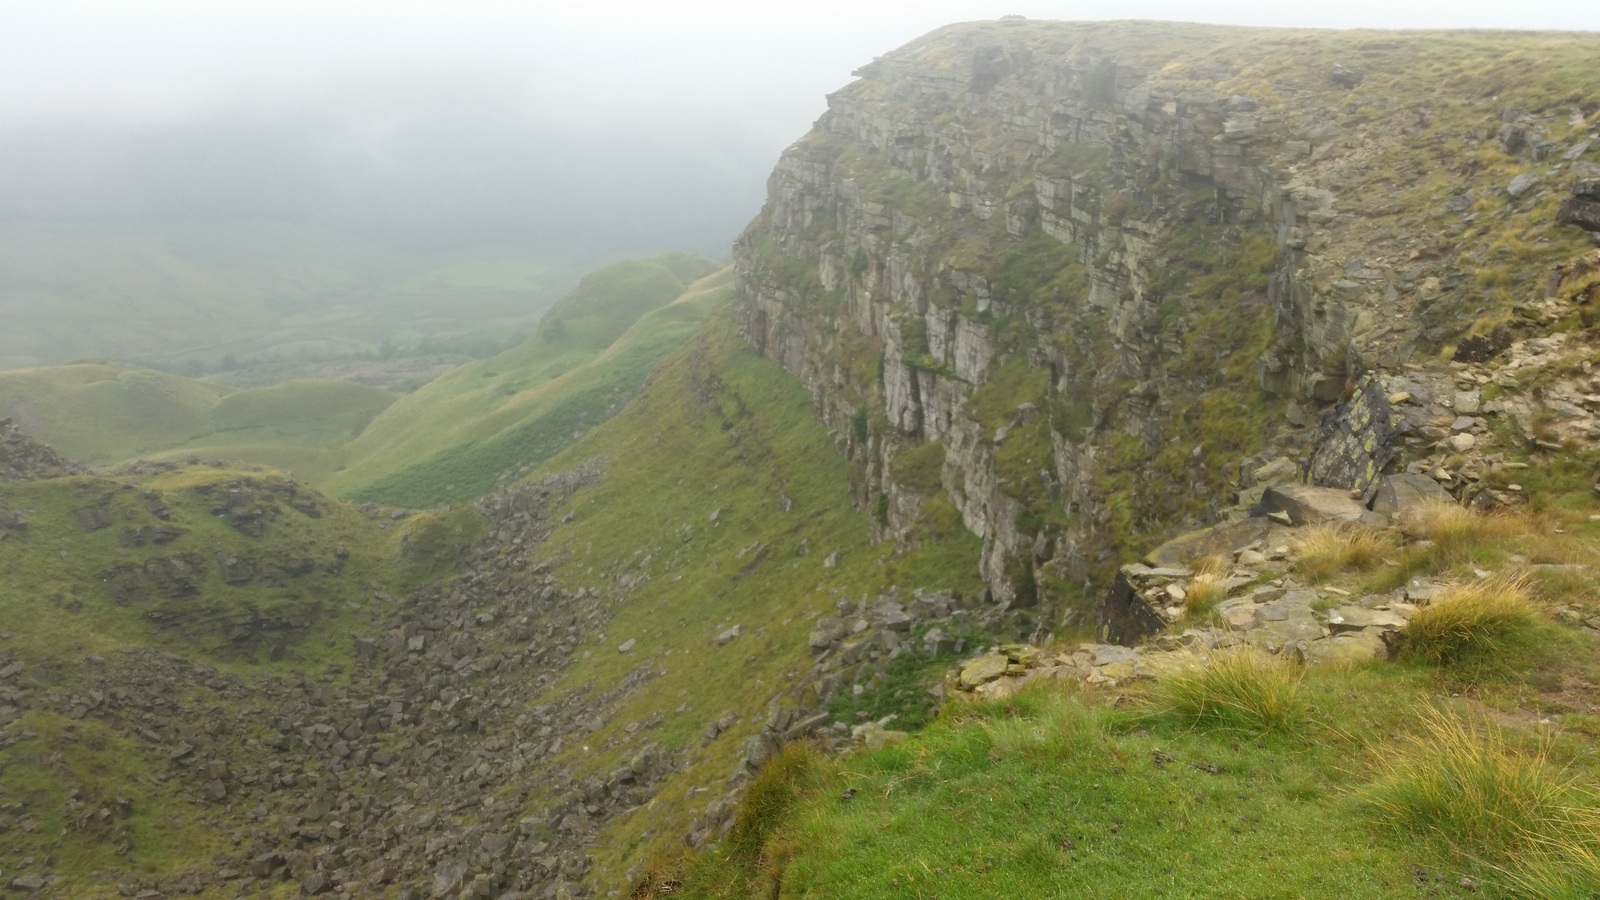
[734,19,1600,630]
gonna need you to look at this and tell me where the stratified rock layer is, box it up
[734,20,1600,623]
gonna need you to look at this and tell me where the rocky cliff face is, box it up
[735,19,1600,630]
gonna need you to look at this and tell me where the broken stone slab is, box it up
[1301,631,1388,668]
[1253,589,1318,622]
[957,653,1009,689]
[1095,660,1139,681]
[1145,518,1274,566]
[1072,643,1135,666]
[1405,581,1447,604]
[1254,616,1327,645]
[1324,607,1408,634]
[1256,485,1366,526]
[1370,473,1453,517]
[1507,171,1541,199]
[1218,600,1262,630]
[850,721,908,750]
[1250,456,1301,487]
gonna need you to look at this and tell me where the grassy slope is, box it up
[650,494,1600,898]
[324,253,724,500]
[507,312,985,891]
[0,363,396,464]
[0,220,580,370]
[0,254,727,502]
[657,670,1552,899]
[0,464,471,884]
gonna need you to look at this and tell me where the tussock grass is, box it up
[1180,556,1232,621]
[1366,706,1569,848]
[1399,500,1528,569]
[1183,574,1230,618]
[1292,523,1393,583]
[1505,808,1600,900]
[1397,576,1543,675]
[1153,648,1307,734]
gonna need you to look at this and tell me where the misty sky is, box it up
[3,1,1599,257]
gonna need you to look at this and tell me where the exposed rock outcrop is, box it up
[733,20,1600,630]
[0,418,86,481]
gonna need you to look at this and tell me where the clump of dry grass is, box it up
[1154,648,1306,734]
[1366,706,1600,896]
[1398,500,1527,568]
[1181,555,1232,619]
[1366,705,1573,850]
[1397,575,1543,674]
[1504,807,1600,899]
[1292,523,1393,582]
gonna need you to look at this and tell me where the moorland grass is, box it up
[1152,647,1307,734]
[650,672,1514,898]
[1397,576,1545,677]
[1366,705,1600,896]
[1293,522,1395,583]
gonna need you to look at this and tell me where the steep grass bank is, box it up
[323,254,724,500]
[345,266,731,506]
[510,312,987,890]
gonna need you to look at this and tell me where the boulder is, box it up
[1145,518,1272,567]
[957,653,1009,689]
[1256,485,1365,526]
[1369,474,1453,517]
[808,617,849,651]
[1557,180,1600,232]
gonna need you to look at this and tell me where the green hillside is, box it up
[325,253,725,501]
[0,220,580,372]
[513,314,989,890]
[0,363,395,464]
[0,253,729,502]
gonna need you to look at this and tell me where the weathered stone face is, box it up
[732,21,1600,628]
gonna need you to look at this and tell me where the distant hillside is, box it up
[0,219,582,371]
[0,253,729,501]
[0,363,395,464]
[325,253,726,503]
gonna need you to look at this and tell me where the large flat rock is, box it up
[1256,484,1366,526]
